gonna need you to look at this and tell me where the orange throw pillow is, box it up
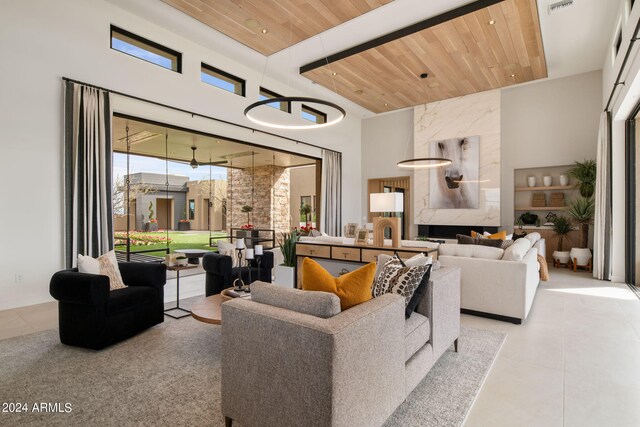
[301,257,375,310]
[472,230,507,240]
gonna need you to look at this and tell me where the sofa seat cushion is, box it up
[251,281,341,318]
[107,286,157,316]
[439,243,505,260]
[405,312,430,362]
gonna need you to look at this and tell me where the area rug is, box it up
[0,316,504,427]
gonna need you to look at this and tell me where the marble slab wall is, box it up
[414,90,501,227]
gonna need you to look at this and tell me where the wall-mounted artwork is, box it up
[429,136,480,209]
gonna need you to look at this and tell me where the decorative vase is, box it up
[559,175,569,186]
[274,265,295,288]
[543,176,552,187]
[527,176,536,187]
[570,247,592,267]
[553,251,570,265]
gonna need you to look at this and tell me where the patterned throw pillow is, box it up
[372,256,429,308]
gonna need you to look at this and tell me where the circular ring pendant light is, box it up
[244,97,346,130]
[397,157,452,168]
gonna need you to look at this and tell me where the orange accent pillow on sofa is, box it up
[301,257,375,310]
[471,230,507,240]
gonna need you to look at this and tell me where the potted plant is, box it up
[518,212,538,226]
[567,196,595,267]
[237,205,257,247]
[274,231,298,287]
[551,216,573,266]
[567,159,596,198]
[178,207,190,231]
[145,201,159,232]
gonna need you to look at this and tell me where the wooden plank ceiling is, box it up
[301,0,547,113]
[161,0,392,55]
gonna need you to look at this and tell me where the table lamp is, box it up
[369,193,404,247]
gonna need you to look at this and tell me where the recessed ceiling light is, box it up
[261,29,268,34]
[420,73,429,79]
[384,103,389,106]
[216,140,221,144]
[510,74,516,77]
[332,72,337,76]
[489,20,496,25]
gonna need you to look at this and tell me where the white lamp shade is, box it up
[370,193,404,213]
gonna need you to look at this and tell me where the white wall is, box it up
[0,0,362,310]
[501,71,602,229]
[361,109,414,231]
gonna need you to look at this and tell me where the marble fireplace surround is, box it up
[413,89,501,227]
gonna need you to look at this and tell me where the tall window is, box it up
[259,87,290,112]
[110,25,181,72]
[188,200,195,220]
[201,63,245,96]
[301,104,327,124]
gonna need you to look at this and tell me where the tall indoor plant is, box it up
[567,159,596,198]
[551,216,573,265]
[567,196,595,266]
[274,231,298,287]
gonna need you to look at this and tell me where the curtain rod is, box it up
[604,15,640,112]
[62,77,341,155]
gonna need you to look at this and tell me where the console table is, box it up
[294,242,438,288]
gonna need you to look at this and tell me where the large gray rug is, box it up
[0,315,504,427]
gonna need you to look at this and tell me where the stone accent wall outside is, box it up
[227,166,291,238]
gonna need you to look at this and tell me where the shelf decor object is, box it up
[527,176,536,187]
[370,193,403,247]
[543,176,552,187]
[531,193,546,207]
[559,174,569,186]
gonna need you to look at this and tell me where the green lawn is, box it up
[115,231,228,258]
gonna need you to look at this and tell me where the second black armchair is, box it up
[202,251,274,296]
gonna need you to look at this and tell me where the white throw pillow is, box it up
[502,238,533,261]
[217,241,241,267]
[77,250,126,291]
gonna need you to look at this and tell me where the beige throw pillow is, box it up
[77,250,127,291]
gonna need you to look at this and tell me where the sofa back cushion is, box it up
[251,281,341,318]
[502,238,533,261]
[439,243,505,260]
[524,232,541,245]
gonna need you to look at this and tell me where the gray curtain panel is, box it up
[593,111,612,280]
[64,81,114,268]
[320,149,342,236]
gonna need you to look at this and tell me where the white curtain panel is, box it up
[593,111,612,280]
[320,149,342,236]
[64,82,113,268]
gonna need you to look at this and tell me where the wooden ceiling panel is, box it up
[301,0,547,113]
[161,0,392,55]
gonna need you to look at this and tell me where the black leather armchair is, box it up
[50,262,166,350]
[202,251,274,296]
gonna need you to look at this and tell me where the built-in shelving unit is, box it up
[513,165,578,223]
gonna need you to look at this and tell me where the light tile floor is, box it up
[1,268,639,426]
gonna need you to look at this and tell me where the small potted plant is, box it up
[178,207,190,231]
[145,201,159,232]
[551,216,573,266]
[567,159,596,198]
[299,204,312,226]
[274,231,298,287]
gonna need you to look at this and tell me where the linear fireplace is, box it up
[417,224,499,239]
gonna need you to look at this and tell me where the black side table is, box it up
[165,264,197,319]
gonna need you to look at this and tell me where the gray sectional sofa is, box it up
[220,266,461,427]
